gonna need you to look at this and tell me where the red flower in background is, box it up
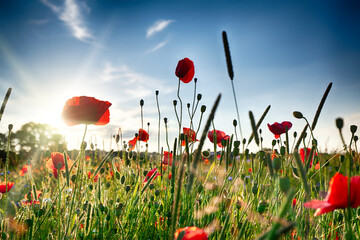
[267,121,292,139]
[299,148,318,168]
[174,226,208,240]
[175,58,195,83]
[304,173,360,216]
[88,172,99,183]
[182,127,198,146]
[61,96,112,126]
[46,152,73,179]
[22,190,42,205]
[128,128,150,151]
[143,168,162,183]
[0,182,14,193]
[19,164,29,176]
[162,151,173,166]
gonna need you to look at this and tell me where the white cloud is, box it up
[146,19,174,38]
[146,40,169,53]
[41,0,93,42]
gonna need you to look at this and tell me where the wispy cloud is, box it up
[146,40,169,53]
[41,0,93,42]
[146,19,174,38]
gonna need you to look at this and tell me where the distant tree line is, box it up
[0,122,67,166]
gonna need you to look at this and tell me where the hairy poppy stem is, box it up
[155,91,161,156]
[176,79,183,150]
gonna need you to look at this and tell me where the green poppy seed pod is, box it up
[279,177,291,193]
[100,168,105,174]
[233,119,237,127]
[242,138,246,145]
[187,103,190,108]
[336,118,344,129]
[155,90,159,96]
[173,100,177,106]
[125,185,131,192]
[202,150,210,158]
[350,125,357,134]
[280,146,286,156]
[234,140,240,148]
[293,131,297,138]
[293,111,303,119]
[81,141,87,150]
[257,201,267,214]
[8,124,13,131]
[164,117,168,124]
[200,105,206,112]
[354,135,358,142]
[272,157,281,171]
[71,175,76,183]
[252,183,258,195]
[197,93,202,101]
[272,139,276,146]
[140,99,144,106]
[120,175,125,184]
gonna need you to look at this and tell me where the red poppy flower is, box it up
[138,128,149,142]
[174,226,208,240]
[61,96,112,126]
[19,164,29,176]
[203,159,209,164]
[175,58,195,83]
[143,168,162,183]
[292,198,297,207]
[88,171,99,183]
[24,190,42,200]
[304,173,360,216]
[46,152,73,179]
[207,130,230,148]
[128,129,150,151]
[267,121,292,139]
[0,182,14,193]
[181,127,198,146]
[299,148,318,168]
[162,151,173,166]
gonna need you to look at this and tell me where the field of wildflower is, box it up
[0,31,359,240]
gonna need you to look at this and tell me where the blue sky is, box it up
[0,0,359,153]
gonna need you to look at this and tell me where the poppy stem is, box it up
[155,91,161,157]
[177,79,183,149]
[230,80,243,141]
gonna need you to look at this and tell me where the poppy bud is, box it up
[125,185,131,192]
[303,132,307,138]
[155,190,160,196]
[115,172,121,180]
[200,105,206,113]
[81,141,87,150]
[120,175,125,184]
[149,183,155,190]
[336,118,344,129]
[257,201,267,214]
[106,182,111,189]
[164,118,168,124]
[258,150,265,159]
[234,141,240,148]
[242,138,246,145]
[279,176,291,193]
[8,124,13,131]
[194,77,197,83]
[88,184,93,190]
[233,119,237,127]
[272,139,276,146]
[140,99,144,106]
[147,122,150,127]
[350,125,357,134]
[272,157,281,171]
[355,136,358,142]
[280,146,286,156]
[187,103,190,109]
[293,131,297,138]
[197,94,202,101]
[202,150,210,158]
[259,128,262,134]
[143,170,148,176]
[100,168,105,174]
[173,100,177,106]
[71,175,76,182]
[252,183,258,195]
[90,143,94,150]
[293,111,303,119]
[155,90,159,96]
